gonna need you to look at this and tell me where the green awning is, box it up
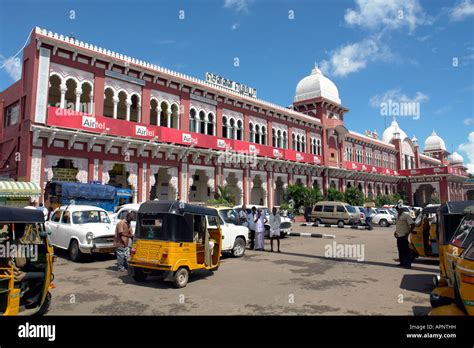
[0,181,41,198]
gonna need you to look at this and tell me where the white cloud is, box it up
[369,88,429,108]
[459,132,474,174]
[224,0,252,12]
[344,0,431,32]
[450,0,474,21]
[231,22,240,30]
[320,38,392,77]
[464,118,474,126]
[0,54,22,82]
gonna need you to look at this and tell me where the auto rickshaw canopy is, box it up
[138,200,219,217]
[438,201,474,245]
[0,206,44,223]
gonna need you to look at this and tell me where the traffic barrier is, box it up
[287,232,336,239]
[300,222,368,230]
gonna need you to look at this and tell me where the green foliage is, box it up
[284,184,323,211]
[344,186,365,206]
[374,194,393,207]
[326,187,345,202]
[211,185,235,206]
[392,192,407,204]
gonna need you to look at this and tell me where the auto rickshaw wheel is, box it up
[132,267,148,282]
[173,267,189,288]
[69,240,83,262]
[35,291,51,316]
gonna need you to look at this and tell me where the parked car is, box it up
[372,208,395,227]
[214,207,249,257]
[233,205,292,237]
[311,201,359,227]
[46,205,115,261]
[111,203,141,247]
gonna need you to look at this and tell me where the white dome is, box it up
[449,151,463,164]
[424,130,446,152]
[382,118,408,143]
[294,66,341,104]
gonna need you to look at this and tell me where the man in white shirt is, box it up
[394,205,415,268]
[269,207,282,253]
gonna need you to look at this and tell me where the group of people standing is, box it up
[239,205,282,253]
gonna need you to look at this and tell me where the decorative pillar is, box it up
[113,96,119,119]
[126,98,132,121]
[60,83,67,109]
[167,110,171,128]
[75,88,82,112]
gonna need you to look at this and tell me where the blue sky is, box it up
[0,0,473,171]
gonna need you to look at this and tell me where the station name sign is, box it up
[205,72,257,98]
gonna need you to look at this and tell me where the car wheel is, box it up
[34,291,51,316]
[69,240,83,262]
[379,219,388,227]
[232,237,246,257]
[337,220,345,228]
[173,267,189,288]
[132,267,148,282]
[314,219,322,226]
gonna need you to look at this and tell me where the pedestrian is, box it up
[254,208,266,251]
[239,204,248,225]
[114,212,134,272]
[269,207,282,252]
[37,203,48,220]
[365,207,374,230]
[247,206,257,250]
[394,204,415,269]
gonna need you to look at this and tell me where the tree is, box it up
[344,187,365,206]
[284,185,323,212]
[302,187,323,207]
[375,194,393,207]
[327,187,345,202]
[208,185,235,206]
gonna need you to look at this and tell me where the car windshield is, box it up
[72,210,110,224]
[345,205,356,213]
[218,209,239,224]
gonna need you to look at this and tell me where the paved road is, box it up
[47,224,438,315]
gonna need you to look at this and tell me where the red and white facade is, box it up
[0,28,469,207]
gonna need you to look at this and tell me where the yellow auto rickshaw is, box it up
[430,201,474,308]
[128,200,222,288]
[0,206,54,315]
[409,204,440,260]
[430,204,474,315]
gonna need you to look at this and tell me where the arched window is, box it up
[64,78,77,110]
[317,139,321,155]
[117,91,128,120]
[171,104,179,129]
[103,88,114,118]
[79,82,93,114]
[277,130,282,148]
[236,120,243,140]
[190,109,197,132]
[255,125,260,144]
[159,102,169,127]
[301,136,306,152]
[222,116,228,138]
[130,94,140,122]
[249,123,255,142]
[261,126,266,145]
[229,118,236,139]
[48,75,62,108]
[199,111,206,134]
[207,113,214,135]
[283,131,287,149]
[272,129,276,147]
[292,134,296,150]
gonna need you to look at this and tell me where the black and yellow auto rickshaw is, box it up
[430,204,474,315]
[409,204,440,260]
[128,201,222,288]
[430,201,474,308]
[0,206,54,315]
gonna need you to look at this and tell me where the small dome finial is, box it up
[311,63,322,75]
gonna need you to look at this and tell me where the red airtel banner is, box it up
[46,107,323,165]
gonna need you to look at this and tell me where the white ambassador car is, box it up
[46,205,115,261]
[215,207,249,257]
[372,208,396,227]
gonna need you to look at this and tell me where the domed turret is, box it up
[382,118,408,144]
[424,130,446,152]
[294,65,341,104]
[449,151,464,164]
